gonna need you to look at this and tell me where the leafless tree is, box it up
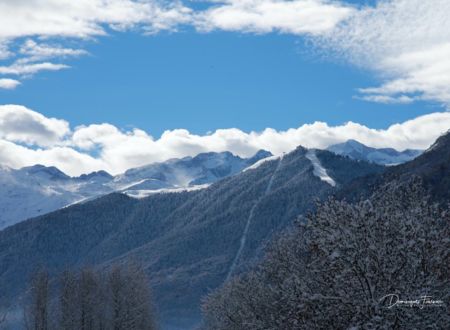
[26,262,157,330]
[59,270,79,330]
[109,262,156,330]
[26,269,50,330]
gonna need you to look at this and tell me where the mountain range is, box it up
[327,139,422,165]
[327,140,423,166]
[1,136,446,329]
[0,141,424,230]
[0,146,383,329]
[0,150,271,230]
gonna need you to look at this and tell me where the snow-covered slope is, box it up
[327,140,422,165]
[115,150,272,188]
[306,149,336,187]
[0,165,115,230]
[0,150,272,229]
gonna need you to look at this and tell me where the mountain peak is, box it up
[327,140,422,165]
[20,164,70,180]
[425,129,450,154]
[247,149,273,164]
[76,170,113,181]
[192,151,236,161]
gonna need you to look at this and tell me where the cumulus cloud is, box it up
[0,78,21,90]
[0,105,449,176]
[0,139,104,177]
[195,0,354,35]
[0,105,70,146]
[0,0,191,40]
[316,0,450,107]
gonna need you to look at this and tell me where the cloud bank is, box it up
[1,105,449,176]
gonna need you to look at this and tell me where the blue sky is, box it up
[0,0,449,175]
[0,30,435,136]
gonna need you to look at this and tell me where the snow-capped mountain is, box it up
[0,150,272,230]
[327,139,422,165]
[116,150,272,193]
[0,165,116,230]
[0,145,384,329]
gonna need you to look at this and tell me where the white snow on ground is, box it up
[243,155,280,172]
[123,184,210,199]
[306,149,336,187]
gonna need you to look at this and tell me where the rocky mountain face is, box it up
[327,139,422,165]
[0,150,271,230]
[0,147,383,329]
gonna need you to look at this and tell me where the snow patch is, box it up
[306,149,336,187]
[243,155,280,172]
[124,184,210,199]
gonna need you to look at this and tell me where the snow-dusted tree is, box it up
[202,179,449,329]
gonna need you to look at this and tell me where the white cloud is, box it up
[0,0,449,110]
[0,0,191,40]
[18,39,88,63]
[0,139,104,177]
[0,78,21,90]
[0,40,11,60]
[195,0,354,35]
[0,62,69,76]
[0,105,449,176]
[0,105,70,147]
[0,0,192,83]
[316,0,450,107]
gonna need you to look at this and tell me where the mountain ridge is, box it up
[327,139,422,165]
[0,146,384,329]
[0,150,271,230]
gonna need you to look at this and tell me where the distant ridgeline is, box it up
[0,150,272,230]
[1,133,448,329]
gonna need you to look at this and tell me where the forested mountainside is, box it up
[0,150,271,230]
[201,179,449,330]
[337,130,450,202]
[0,147,383,329]
[200,132,450,330]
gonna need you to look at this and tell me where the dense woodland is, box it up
[10,179,447,330]
[201,179,450,329]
